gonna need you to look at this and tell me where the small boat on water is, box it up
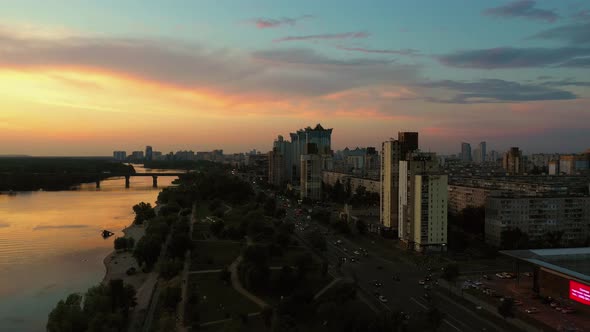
[101,230,114,238]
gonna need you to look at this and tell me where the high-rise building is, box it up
[398,132,418,158]
[272,135,293,183]
[300,150,323,200]
[503,147,524,174]
[487,150,500,164]
[145,146,153,161]
[398,152,447,252]
[290,124,333,200]
[130,151,144,160]
[268,148,285,187]
[380,132,419,230]
[461,142,472,163]
[478,141,487,163]
[113,151,127,161]
[472,147,481,164]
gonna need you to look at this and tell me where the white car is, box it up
[378,295,388,303]
[353,251,360,255]
[525,307,540,314]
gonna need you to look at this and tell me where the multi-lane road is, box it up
[283,203,505,332]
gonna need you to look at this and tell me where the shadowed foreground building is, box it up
[398,152,448,252]
[380,132,419,232]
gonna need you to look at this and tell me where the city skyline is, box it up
[1,0,590,155]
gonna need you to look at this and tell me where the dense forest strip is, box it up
[0,157,134,190]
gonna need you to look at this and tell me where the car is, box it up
[483,274,491,280]
[561,307,576,314]
[343,248,348,252]
[524,272,532,277]
[475,306,483,310]
[495,273,505,279]
[378,295,388,303]
[353,251,360,255]
[424,285,431,290]
[514,300,523,306]
[351,258,356,263]
[525,307,540,314]
[418,280,426,285]
[550,302,560,308]
[373,281,383,287]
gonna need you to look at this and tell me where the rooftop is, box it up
[500,247,590,282]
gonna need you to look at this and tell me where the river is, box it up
[0,165,180,332]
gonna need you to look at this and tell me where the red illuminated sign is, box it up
[569,280,590,306]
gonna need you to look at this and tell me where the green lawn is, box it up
[185,273,260,325]
[190,240,244,270]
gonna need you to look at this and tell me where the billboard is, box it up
[569,280,590,306]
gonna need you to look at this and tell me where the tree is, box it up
[114,237,127,251]
[132,202,156,225]
[46,294,87,332]
[501,228,529,249]
[427,307,445,331]
[332,180,346,203]
[355,219,367,234]
[305,231,327,251]
[210,220,226,237]
[498,298,515,319]
[220,267,231,284]
[441,263,460,286]
[294,253,313,280]
[159,258,183,280]
[264,197,277,216]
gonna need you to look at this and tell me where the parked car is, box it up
[526,307,540,314]
[419,280,426,285]
[514,300,523,306]
[378,295,388,303]
[483,274,491,280]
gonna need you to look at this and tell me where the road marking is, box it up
[443,318,462,332]
[410,297,428,310]
[411,297,463,332]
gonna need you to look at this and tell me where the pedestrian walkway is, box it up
[229,254,268,308]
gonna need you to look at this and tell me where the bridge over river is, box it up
[95,172,187,188]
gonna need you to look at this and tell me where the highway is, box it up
[282,202,504,332]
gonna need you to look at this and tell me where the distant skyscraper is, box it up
[113,151,127,161]
[291,124,333,190]
[130,151,144,160]
[503,147,524,174]
[145,146,153,161]
[461,142,472,163]
[479,141,487,163]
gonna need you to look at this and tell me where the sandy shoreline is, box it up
[102,223,148,290]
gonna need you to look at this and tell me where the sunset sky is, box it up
[1,0,589,156]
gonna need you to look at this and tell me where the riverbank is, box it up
[102,223,147,290]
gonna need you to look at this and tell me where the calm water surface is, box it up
[0,166,179,331]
